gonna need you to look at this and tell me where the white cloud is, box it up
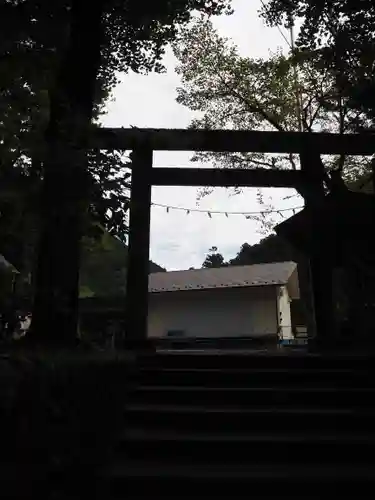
[101,0,301,271]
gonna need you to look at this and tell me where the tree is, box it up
[201,235,296,268]
[0,149,133,319]
[0,99,132,313]
[202,246,227,268]
[260,0,375,123]
[80,231,165,298]
[260,1,375,336]
[1,0,232,343]
[228,234,296,266]
[173,16,372,203]
[0,2,131,244]
[0,1,131,308]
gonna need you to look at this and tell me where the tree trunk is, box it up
[299,152,335,348]
[30,0,104,345]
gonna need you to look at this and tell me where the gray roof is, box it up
[149,261,297,293]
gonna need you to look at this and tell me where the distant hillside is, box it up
[79,232,165,298]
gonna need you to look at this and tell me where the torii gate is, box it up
[91,127,375,348]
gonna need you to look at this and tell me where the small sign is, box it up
[279,338,308,346]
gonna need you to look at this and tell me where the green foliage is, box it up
[228,234,296,266]
[0,0,232,238]
[0,151,132,303]
[1,224,165,303]
[0,80,131,245]
[80,231,165,298]
[201,236,295,269]
[0,167,39,301]
[173,17,372,200]
[0,0,232,303]
[202,246,227,268]
[100,0,233,75]
[260,0,375,123]
[85,149,131,242]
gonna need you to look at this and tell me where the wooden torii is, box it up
[91,127,375,347]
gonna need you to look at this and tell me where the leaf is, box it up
[173,14,372,203]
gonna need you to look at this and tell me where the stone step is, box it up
[125,403,375,432]
[106,353,375,498]
[121,426,375,464]
[136,366,375,388]
[141,352,375,371]
[107,459,375,479]
[131,384,375,409]
[105,459,375,497]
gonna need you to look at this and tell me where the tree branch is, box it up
[225,153,279,169]
[219,76,285,132]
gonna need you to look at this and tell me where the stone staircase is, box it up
[104,351,375,498]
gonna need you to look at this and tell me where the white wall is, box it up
[277,285,293,340]
[148,286,278,338]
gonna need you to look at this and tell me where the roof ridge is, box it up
[149,261,297,293]
[151,260,297,275]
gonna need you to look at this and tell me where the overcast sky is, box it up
[101,0,303,271]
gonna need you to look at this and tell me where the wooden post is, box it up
[300,151,334,348]
[124,146,153,347]
[30,0,105,345]
[295,255,317,342]
[309,256,334,346]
